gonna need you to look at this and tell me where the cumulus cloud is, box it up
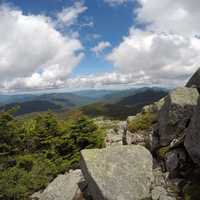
[0,3,85,91]
[57,2,87,27]
[91,41,111,55]
[136,0,200,37]
[107,0,200,86]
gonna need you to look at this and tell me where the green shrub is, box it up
[0,110,106,200]
[0,167,30,200]
[128,112,157,133]
[17,155,34,171]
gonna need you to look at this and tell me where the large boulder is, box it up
[186,68,200,89]
[165,148,187,177]
[185,97,200,165]
[33,170,84,200]
[158,87,199,146]
[81,145,153,200]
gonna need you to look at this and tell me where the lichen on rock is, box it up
[81,145,153,200]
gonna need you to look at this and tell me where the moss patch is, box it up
[128,112,157,133]
[158,146,170,158]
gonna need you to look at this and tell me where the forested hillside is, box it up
[80,89,168,119]
[0,109,105,200]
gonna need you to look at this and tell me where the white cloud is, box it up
[104,0,131,6]
[136,0,200,37]
[57,2,87,27]
[0,4,84,91]
[65,71,150,89]
[91,41,111,55]
[4,71,151,91]
[107,0,200,87]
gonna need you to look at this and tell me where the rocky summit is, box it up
[29,67,200,200]
[81,145,153,200]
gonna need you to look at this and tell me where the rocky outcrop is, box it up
[105,129,123,147]
[81,145,153,200]
[125,130,147,146]
[105,121,127,147]
[142,97,165,114]
[30,69,200,200]
[30,170,84,200]
[158,87,199,146]
[186,68,200,89]
[184,97,200,165]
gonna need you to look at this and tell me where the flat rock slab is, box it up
[81,145,153,200]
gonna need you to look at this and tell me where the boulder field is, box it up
[30,68,200,200]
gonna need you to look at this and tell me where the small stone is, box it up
[152,186,167,200]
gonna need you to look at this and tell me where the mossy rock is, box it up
[158,146,170,158]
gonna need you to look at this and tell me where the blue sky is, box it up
[7,0,135,76]
[0,0,199,92]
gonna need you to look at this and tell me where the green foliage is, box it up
[128,112,157,133]
[0,109,105,200]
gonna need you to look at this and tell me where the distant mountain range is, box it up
[0,92,94,106]
[80,89,168,119]
[0,87,168,118]
[1,100,62,116]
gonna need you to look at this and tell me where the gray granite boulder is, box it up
[81,145,153,200]
[185,97,200,165]
[36,170,83,200]
[186,68,200,89]
[158,87,199,146]
[165,148,187,176]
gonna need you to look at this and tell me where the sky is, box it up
[0,0,200,92]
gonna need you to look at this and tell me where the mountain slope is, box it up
[117,90,167,106]
[0,100,62,116]
[80,89,168,119]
